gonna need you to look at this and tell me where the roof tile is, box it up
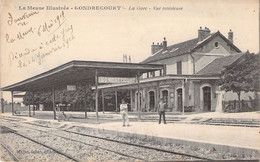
[196,53,244,75]
[141,32,241,64]
[141,38,199,63]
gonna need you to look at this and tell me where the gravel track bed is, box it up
[48,130,193,161]
[2,122,138,162]
[68,126,257,160]
[26,131,136,162]
[0,144,17,161]
[0,133,72,162]
[2,119,259,161]
[4,121,198,161]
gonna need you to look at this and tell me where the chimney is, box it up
[162,37,167,51]
[198,26,211,42]
[151,42,162,55]
[228,29,233,43]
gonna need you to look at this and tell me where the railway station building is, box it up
[2,27,250,118]
[97,27,245,113]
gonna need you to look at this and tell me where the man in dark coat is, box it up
[158,98,166,124]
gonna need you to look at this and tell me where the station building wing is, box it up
[100,27,246,113]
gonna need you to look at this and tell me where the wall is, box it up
[149,54,193,75]
[193,36,237,73]
[193,80,218,112]
[195,36,237,54]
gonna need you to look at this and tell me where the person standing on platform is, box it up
[120,99,129,127]
[1,98,4,113]
[158,98,167,124]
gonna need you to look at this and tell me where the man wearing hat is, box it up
[158,98,167,124]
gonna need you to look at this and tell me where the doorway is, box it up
[149,91,155,111]
[177,88,182,111]
[203,86,211,111]
[162,90,168,107]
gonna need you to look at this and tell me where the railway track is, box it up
[0,125,79,162]
[64,129,211,161]
[2,118,213,161]
[30,122,212,160]
[12,130,80,162]
[1,121,145,161]
[1,142,20,161]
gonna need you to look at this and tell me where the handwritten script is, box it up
[6,11,75,68]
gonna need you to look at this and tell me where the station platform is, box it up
[1,111,260,156]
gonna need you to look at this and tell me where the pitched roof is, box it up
[141,38,199,63]
[141,31,241,64]
[191,31,241,53]
[196,53,245,75]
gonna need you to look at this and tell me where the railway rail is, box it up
[1,142,20,161]
[1,118,213,161]
[1,125,79,162]
[11,130,80,162]
[64,129,211,161]
[1,123,145,161]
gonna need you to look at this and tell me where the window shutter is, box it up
[177,61,182,74]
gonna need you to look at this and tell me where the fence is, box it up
[222,99,259,113]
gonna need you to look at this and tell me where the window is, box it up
[162,90,168,106]
[214,41,219,48]
[177,61,182,74]
[150,71,155,77]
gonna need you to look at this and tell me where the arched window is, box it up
[162,90,168,106]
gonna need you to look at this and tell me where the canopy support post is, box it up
[130,90,133,111]
[115,90,118,113]
[137,71,141,121]
[155,82,160,112]
[52,85,56,120]
[11,91,14,115]
[102,90,105,113]
[95,69,99,123]
[29,105,31,117]
[84,85,88,119]
[182,79,185,116]
[32,92,35,116]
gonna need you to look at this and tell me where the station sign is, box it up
[98,77,136,84]
[67,85,76,91]
[13,95,30,98]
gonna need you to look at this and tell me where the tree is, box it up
[218,53,260,110]
[23,84,95,112]
[23,92,34,106]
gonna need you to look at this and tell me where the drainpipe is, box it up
[189,52,195,74]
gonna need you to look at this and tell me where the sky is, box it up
[1,0,259,101]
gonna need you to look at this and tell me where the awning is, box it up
[1,60,165,92]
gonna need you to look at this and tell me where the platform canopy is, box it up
[1,60,165,92]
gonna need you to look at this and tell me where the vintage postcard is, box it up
[0,0,259,161]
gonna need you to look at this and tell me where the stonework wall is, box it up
[193,81,201,111]
[192,80,218,112]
